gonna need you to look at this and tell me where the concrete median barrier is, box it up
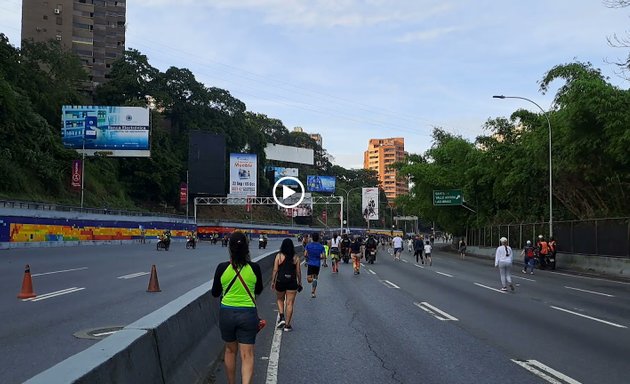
[23,244,300,384]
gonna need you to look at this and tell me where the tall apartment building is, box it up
[363,137,408,202]
[292,127,323,148]
[21,0,126,89]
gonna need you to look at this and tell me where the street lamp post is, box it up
[493,95,553,237]
[337,187,363,234]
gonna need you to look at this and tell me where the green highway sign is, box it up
[433,189,463,206]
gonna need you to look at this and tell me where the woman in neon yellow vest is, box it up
[211,231,263,384]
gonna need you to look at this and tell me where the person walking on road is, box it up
[329,233,341,273]
[392,234,403,260]
[304,232,325,298]
[423,240,433,266]
[271,239,302,332]
[211,231,263,384]
[458,238,466,259]
[414,235,424,264]
[521,240,536,275]
[495,237,514,291]
[350,235,363,274]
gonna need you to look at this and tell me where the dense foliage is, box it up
[395,62,630,235]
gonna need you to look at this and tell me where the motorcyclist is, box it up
[258,234,268,249]
[340,233,351,264]
[187,231,196,249]
[365,234,378,264]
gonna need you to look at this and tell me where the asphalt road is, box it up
[0,239,281,384]
[214,243,630,384]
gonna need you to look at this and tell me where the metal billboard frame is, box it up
[194,196,344,234]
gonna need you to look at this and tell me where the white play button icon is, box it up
[282,184,296,200]
[273,176,305,209]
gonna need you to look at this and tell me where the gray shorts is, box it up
[219,307,258,344]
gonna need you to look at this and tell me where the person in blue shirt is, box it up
[304,232,325,298]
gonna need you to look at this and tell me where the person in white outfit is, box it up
[495,237,514,291]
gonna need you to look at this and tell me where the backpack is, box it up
[525,246,535,258]
[276,254,296,284]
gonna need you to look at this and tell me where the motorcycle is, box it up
[157,236,170,251]
[186,236,196,249]
[366,247,377,264]
[546,253,556,270]
[258,237,267,249]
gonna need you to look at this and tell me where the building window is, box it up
[56,16,62,25]
[43,15,48,20]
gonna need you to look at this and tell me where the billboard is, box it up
[283,193,313,217]
[265,144,314,165]
[61,106,150,157]
[229,153,257,196]
[188,131,226,196]
[272,167,299,186]
[362,187,379,220]
[306,175,336,193]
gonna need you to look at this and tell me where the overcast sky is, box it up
[1,1,628,169]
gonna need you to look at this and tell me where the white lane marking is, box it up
[511,359,582,384]
[23,287,85,302]
[414,264,425,269]
[117,272,150,279]
[513,275,536,282]
[360,263,366,267]
[549,271,630,286]
[366,269,376,275]
[401,259,409,263]
[32,267,88,277]
[92,331,119,337]
[435,271,453,278]
[474,282,507,294]
[550,306,627,329]
[414,302,458,321]
[380,280,400,289]
[564,286,614,297]
[265,318,283,384]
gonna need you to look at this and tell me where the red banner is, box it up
[71,160,82,190]
[179,182,188,206]
[322,209,327,224]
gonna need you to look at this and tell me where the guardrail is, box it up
[23,246,296,384]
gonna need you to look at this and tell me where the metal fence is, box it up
[465,217,630,258]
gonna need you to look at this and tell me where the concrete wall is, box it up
[24,247,286,384]
[466,246,629,278]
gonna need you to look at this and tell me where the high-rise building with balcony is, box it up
[363,137,408,202]
[21,0,126,89]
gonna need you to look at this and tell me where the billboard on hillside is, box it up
[306,175,336,193]
[362,187,379,220]
[61,105,150,157]
[188,131,226,196]
[229,153,257,196]
[265,144,314,165]
[272,167,299,186]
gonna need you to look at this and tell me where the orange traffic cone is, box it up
[147,264,161,292]
[17,264,36,299]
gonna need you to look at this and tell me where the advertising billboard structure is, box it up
[282,193,313,217]
[229,153,257,196]
[265,144,314,165]
[61,106,150,157]
[188,131,226,196]
[306,175,336,194]
[362,187,379,220]
[271,167,299,186]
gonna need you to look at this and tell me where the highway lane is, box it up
[218,245,629,384]
[0,239,282,384]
